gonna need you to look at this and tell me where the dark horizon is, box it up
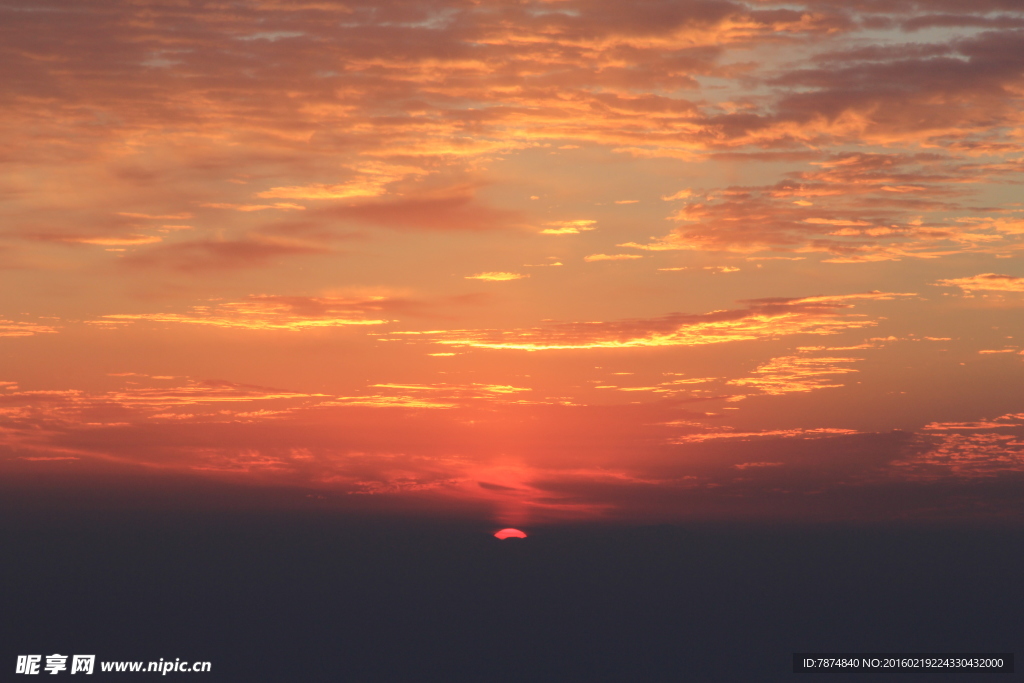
[4,490,1021,682]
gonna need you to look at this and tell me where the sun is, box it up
[494,528,528,539]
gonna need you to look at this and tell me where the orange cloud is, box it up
[93,295,393,331]
[464,272,528,281]
[620,151,1024,260]
[201,203,306,212]
[934,273,1024,292]
[0,320,60,337]
[59,235,164,246]
[256,163,427,201]
[387,291,912,351]
[891,432,1024,480]
[584,254,643,262]
[105,380,327,408]
[117,213,193,220]
[321,382,539,411]
[540,220,597,235]
[256,185,385,201]
[672,427,859,443]
[727,355,861,395]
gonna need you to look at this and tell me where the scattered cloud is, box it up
[201,203,306,212]
[671,428,859,443]
[117,213,193,220]
[92,295,397,331]
[256,163,427,201]
[585,253,644,262]
[728,355,861,395]
[464,272,528,281]
[620,152,1024,260]
[384,291,913,351]
[0,320,60,337]
[540,220,597,235]
[58,235,164,246]
[890,418,1024,480]
[934,273,1024,292]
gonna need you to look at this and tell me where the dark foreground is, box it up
[2,504,1021,682]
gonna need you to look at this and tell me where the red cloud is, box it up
[5,388,1021,524]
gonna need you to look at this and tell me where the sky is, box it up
[2,0,1024,528]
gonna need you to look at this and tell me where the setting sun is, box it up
[494,528,528,540]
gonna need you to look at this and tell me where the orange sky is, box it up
[2,0,1023,525]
